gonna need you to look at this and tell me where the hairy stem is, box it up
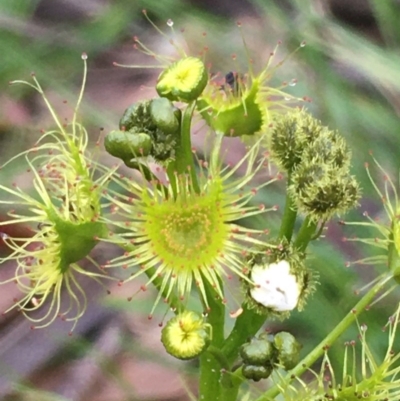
[294,216,318,252]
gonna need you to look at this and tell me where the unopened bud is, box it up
[273,331,302,370]
[161,311,211,360]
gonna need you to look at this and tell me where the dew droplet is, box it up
[167,19,174,27]
[284,96,291,101]
[289,79,297,87]
[300,41,306,47]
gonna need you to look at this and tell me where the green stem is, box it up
[199,351,223,400]
[255,273,392,401]
[214,306,268,401]
[200,348,242,401]
[219,368,244,401]
[199,280,226,400]
[388,232,400,281]
[278,175,297,242]
[293,216,318,252]
[207,346,230,370]
[202,345,242,400]
[221,305,268,365]
[204,279,225,346]
[219,383,241,401]
[171,101,200,193]
[165,161,178,198]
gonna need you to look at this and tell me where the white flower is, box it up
[250,260,300,312]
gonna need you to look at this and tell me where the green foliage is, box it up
[2,1,400,400]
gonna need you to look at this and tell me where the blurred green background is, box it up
[1,0,400,400]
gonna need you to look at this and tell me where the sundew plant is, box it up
[2,12,400,401]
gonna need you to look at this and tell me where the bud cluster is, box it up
[269,109,360,221]
[240,331,302,381]
[105,98,181,165]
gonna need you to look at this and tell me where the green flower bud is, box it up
[156,56,208,102]
[269,109,324,172]
[273,331,302,370]
[271,109,359,221]
[241,332,276,382]
[115,100,180,163]
[240,332,276,365]
[240,330,302,381]
[119,102,150,131]
[242,364,273,382]
[150,97,181,135]
[289,163,360,222]
[161,311,211,360]
[104,130,152,161]
[303,129,351,169]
